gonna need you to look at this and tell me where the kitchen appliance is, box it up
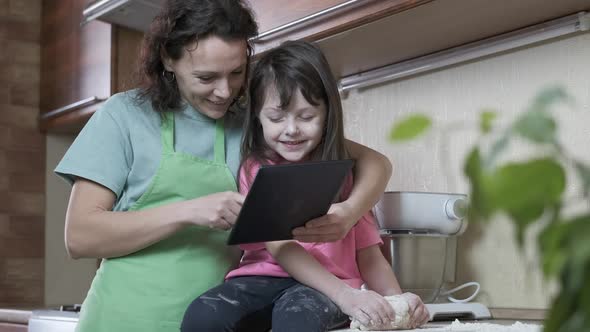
[373,191,491,320]
[28,305,79,332]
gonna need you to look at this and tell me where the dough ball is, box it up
[349,295,412,331]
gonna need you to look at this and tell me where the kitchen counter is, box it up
[334,319,543,331]
[0,309,31,325]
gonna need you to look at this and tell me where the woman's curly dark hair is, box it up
[135,0,258,112]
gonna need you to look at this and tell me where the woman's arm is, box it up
[357,245,430,328]
[265,241,395,326]
[65,178,244,259]
[293,139,392,242]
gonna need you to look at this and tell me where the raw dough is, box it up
[349,294,411,331]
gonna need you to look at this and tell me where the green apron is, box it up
[76,112,239,332]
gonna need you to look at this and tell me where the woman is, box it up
[55,1,392,331]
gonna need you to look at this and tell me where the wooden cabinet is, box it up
[247,0,590,80]
[0,322,27,332]
[40,0,590,133]
[39,0,143,134]
[247,0,431,57]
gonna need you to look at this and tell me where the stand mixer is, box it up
[373,191,491,321]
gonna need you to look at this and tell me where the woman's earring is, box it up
[162,70,175,82]
[234,93,248,108]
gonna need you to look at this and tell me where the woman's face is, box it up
[162,35,248,119]
[258,86,327,162]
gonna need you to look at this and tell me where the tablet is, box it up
[227,159,354,245]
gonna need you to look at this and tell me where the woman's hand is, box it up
[400,292,430,328]
[292,201,357,242]
[334,288,396,328]
[183,191,245,230]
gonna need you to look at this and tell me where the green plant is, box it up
[389,86,590,332]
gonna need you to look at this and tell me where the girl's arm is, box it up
[357,245,402,296]
[293,139,392,242]
[358,245,431,328]
[265,241,395,327]
[65,178,244,259]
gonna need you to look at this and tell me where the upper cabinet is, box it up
[246,0,432,56]
[40,0,143,134]
[42,0,590,133]
[316,0,590,80]
[40,0,112,133]
[81,0,590,80]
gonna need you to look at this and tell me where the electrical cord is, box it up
[439,281,481,303]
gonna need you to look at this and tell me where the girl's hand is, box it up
[292,202,357,242]
[335,288,396,328]
[400,292,430,328]
[183,191,244,230]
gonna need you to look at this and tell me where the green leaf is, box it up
[463,148,496,222]
[487,159,566,235]
[539,214,590,281]
[574,161,590,197]
[389,114,432,141]
[513,109,556,144]
[530,86,570,112]
[568,215,590,262]
[579,274,590,329]
[538,222,569,277]
[544,290,576,332]
[479,110,497,134]
[485,134,510,168]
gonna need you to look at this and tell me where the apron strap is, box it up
[214,118,226,164]
[161,112,175,153]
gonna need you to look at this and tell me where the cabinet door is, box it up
[40,0,112,132]
[0,322,27,332]
[247,0,431,56]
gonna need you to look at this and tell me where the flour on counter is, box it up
[441,319,542,332]
[342,319,542,332]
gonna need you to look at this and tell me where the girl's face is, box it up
[162,35,247,119]
[259,87,327,162]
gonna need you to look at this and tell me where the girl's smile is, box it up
[259,87,327,162]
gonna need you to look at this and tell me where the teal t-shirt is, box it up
[55,90,244,212]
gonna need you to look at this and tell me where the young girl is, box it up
[181,41,429,332]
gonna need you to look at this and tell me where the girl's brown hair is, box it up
[241,40,349,169]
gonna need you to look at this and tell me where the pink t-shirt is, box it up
[225,158,383,289]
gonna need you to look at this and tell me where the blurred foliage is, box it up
[389,86,590,332]
[389,114,431,141]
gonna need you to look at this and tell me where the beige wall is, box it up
[45,135,96,306]
[341,32,590,309]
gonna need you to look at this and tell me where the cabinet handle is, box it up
[41,96,107,120]
[81,0,129,26]
[251,0,368,42]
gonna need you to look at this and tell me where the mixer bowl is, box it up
[379,235,450,303]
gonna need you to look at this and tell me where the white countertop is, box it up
[333,319,543,331]
[0,308,32,324]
